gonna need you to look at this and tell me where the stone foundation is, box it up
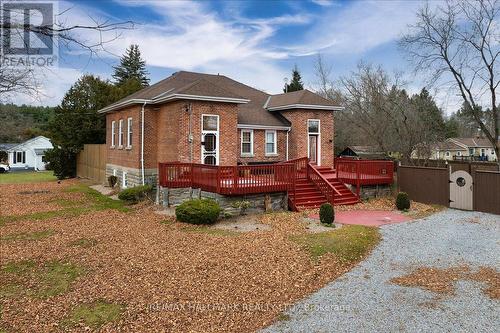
[159,187,288,216]
[345,184,393,200]
[105,164,158,189]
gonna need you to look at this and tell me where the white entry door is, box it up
[450,170,473,210]
[201,114,219,165]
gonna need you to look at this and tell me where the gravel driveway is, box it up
[263,209,500,333]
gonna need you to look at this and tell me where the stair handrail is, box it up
[307,163,341,207]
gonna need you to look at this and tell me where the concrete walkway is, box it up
[310,210,412,227]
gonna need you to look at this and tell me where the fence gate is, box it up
[449,170,473,210]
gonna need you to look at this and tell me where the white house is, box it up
[412,137,498,161]
[7,136,53,171]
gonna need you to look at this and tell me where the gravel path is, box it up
[263,209,500,333]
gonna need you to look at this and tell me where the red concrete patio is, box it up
[310,210,412,227]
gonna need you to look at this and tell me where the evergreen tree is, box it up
[284,65,304,93]
[46,75,118,178]
[112,44,150,87]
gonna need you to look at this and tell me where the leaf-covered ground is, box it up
[0,179,380,332]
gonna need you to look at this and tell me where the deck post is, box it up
[233,166,239,194]
[356,160,361,199]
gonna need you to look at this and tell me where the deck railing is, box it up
[307,164,340,207]
[335,158,394,197]
[158,162,295,195]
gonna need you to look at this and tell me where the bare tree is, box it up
[0,6,134,101]
[401,0,500,163]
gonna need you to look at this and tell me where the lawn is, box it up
[0,171,56,184]
[0,179,380,332]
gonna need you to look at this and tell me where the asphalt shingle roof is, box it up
[101,71,341,127]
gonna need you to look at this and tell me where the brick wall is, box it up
[237,129,287,164]
[280,109,334,167]
[176,101,239,165]
[106,106,141,169]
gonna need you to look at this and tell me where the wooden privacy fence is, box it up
[398,165,500,215]
[474,170,500,215]
[398,166,449,206]
[76,144,107,183]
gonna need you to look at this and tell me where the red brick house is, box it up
[98,71,343,189]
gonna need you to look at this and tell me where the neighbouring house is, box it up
[5,136,53,171]
[338,146,389,160]
[412,137,498,162]
[98,71,343,188]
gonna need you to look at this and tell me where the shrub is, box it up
[319,203,335,225]
[108,175,118,188]
[118,185,152,203]
[44,147,77,180]
[396,192,411,211]
[175,199,221,225]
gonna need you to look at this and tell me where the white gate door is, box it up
[450,170,473,210]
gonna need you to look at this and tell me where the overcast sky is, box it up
[15,0,465,114]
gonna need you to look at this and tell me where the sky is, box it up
[14,0,464,114]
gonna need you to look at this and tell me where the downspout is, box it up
[187,103,193,162]
[141,101,147,185]
[286,128,290,160]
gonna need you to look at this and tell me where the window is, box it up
[241,130,253,155]
[113,169,117,176]
[481,148,485,156]
[111,121,116,147]
[491,149,495,155]
[308,119,320,134]
[13,151,25,164]
[446,151,450,157]
[41,155,46,163]
[457,151,462,156]
[118,119,124,147]
[202,115,218,131]
[122,171,128,188]
[265,130,277,155]
[127,117,133,148]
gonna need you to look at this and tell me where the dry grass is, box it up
[0,180,380,332]
[390,266,500,300]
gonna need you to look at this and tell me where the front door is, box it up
[201,114,219,165]
[450,170,473,210]
[308,135,318,164]
[202,133,217,165]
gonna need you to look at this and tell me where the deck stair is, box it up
[289,165,359,210]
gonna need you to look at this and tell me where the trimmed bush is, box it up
[319,203,335,225]
[396,192,411,211]
[175,199,221,225]
[118,185,152,203]
[108,175,118,188]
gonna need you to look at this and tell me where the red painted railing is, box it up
[159,162,295,195]
[335,158,394,197]
[307,164,340,207]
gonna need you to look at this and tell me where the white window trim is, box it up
[118,119,124,148]
[307,119,321,166]
[201,114,220,165]
[111,121,116,148]
[240,129,254,156]
[122,171,128,188]
[457,151,462,156]
[265,130,277,155]
[446,151,450,157]
[126,117,133,149]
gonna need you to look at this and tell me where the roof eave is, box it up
[154,93,250,104]
[98,94,250,113]
[267,104,344,111]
